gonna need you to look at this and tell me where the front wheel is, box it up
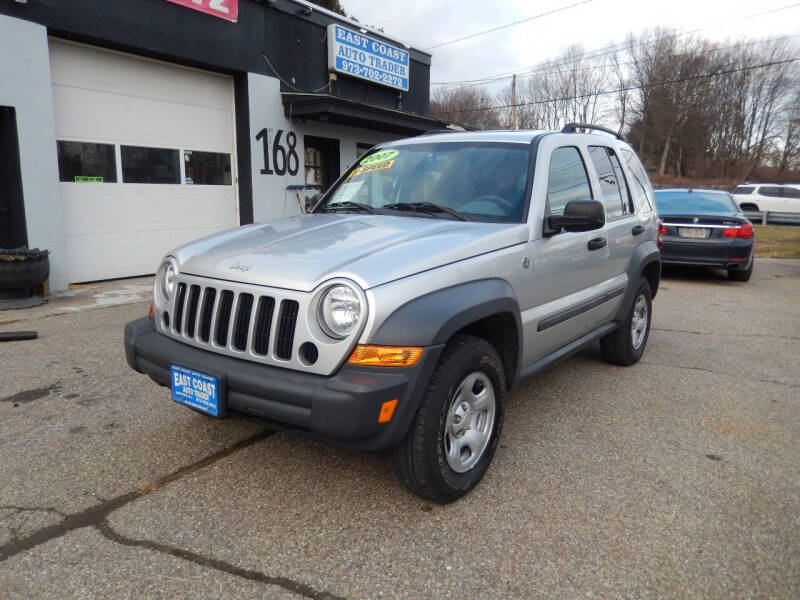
[391,335,505,504]
[600,280,652,366]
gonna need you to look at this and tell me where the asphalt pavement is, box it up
[1,259,798,598]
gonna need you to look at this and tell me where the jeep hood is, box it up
[172,214,528,291]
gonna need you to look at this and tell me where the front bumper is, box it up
[660,237,754,269]
[125,318,442,451]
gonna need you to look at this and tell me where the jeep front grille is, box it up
[168,278,297,360]
[156,274,363,376]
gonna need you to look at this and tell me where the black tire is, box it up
[600,280,652,366]
[728,259,753,282]
[391,335,505,504]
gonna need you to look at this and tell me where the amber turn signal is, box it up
[378,398,399,423]
[347,345,423,367]
[148,301,155,318]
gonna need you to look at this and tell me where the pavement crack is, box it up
[652,327,800,341]
[96,520,344,600]
[0,429,274,562]
[640,360,800,389]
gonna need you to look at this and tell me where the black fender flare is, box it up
[615,241,661,321]
[371,278,523,372]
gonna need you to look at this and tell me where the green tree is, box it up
[308,0,346,16]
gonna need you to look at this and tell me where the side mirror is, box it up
[545,199,605,235]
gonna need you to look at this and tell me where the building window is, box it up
[546,147,592,216]
[121,146,180,184]
[184,150,232,185]
[57,141,117,183]
[304,146,325,193]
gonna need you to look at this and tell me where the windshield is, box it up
[654,191,739,215]
[315,142,532,223]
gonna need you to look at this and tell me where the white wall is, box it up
[0,15,67,290]
[247,73,401,222]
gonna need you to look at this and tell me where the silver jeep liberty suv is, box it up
[125,124,661,504]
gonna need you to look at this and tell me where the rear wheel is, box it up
[391,335,505,504]
[600,280,652,366]
[728,259,753,282]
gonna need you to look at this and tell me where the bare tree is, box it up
[430,85,502,130]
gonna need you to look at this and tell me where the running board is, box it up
[515,322,618,384]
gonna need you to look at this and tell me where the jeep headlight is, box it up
[318,284,361,339]
[155,257,178,304]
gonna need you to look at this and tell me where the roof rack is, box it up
[561,123,627,142]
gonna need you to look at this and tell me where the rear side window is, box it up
[588,146,626,219]
[733,186,754,195]
[620,148,655,211]
[756,186,800,198]
[546,147,592,216]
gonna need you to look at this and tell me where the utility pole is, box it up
[511,74,517,130]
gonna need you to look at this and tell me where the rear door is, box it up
[586,145,641,284]
[524,140,609,363]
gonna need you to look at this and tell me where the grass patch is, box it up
[754,226,800,259]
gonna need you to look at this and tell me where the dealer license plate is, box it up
[170,365,219,417]
[678,227,710,239]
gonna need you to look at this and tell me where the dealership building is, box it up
[0,0,446,290]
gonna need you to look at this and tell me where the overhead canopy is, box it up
[282,93,450,136]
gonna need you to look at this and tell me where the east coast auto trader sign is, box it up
[327,24,409,91]
[165,0,238,22]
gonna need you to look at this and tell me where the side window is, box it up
[733,186,754,195]
[782,187,800,199]
[588,146,625,219]
[546,147,592,216]
[621,148,655,211]
[607,149,633,214]
[758,186,783,198]
[631,174,653,211]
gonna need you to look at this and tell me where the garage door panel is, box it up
[49,39,231,111]
[52,86,232,151]
[60,186,236,236]
[51,39,237,282]
[65,227,231,283]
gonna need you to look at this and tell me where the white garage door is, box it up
[50,39,237,282]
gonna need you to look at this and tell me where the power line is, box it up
[429,2,800,85]
[429,56,800,115]
[426,0,595,49]
[431,33,800,89]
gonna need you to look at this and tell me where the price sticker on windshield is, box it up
[349,160,395,178]
[360,149,398,166]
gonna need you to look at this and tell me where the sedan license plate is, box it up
[170,365,219,417]
[678,227,710,239]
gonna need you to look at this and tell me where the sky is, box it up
[338,0,800,92]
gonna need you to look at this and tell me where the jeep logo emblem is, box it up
[228,262,253,272]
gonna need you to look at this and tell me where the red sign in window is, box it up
[165,0,238,22]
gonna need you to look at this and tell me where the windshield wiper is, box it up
[318,201,376,214]
[383,202,470,221]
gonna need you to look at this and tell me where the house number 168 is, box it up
[255,128,299,176]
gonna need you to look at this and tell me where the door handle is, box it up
[587,237,606,251]
[631,225,645,236]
